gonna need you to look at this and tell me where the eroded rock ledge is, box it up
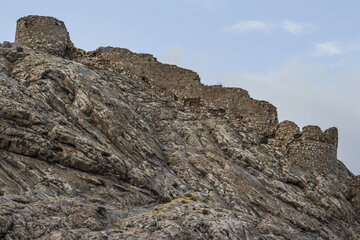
[0,15,358,239]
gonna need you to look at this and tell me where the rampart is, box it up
[80,47,278,136]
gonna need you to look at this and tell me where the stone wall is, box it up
[15,15,348,175]
[13,15,279,136]
[15,15,74,57]
[271,121,349,179]
[79,47,278,136]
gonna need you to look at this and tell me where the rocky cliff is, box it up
[0,15,359,239]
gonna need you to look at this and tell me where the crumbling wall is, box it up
[21,15,354,153]
[272,121,349,179]
[15,15,74,57]
[79,47,278,136]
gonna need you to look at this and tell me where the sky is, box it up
[1,0,359,174]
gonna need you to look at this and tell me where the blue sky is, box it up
[1,0,359,174]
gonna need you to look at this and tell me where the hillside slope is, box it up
[0,15,359,240]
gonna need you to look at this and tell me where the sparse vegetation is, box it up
[202,209,209,215]
[97,206,107,216]
[74,234,81,240]
[37,81,45,86]
[259,136,268,144]
[315,201,326,208]
[101,151,111,157]
[159,196,172,203]
[183,192,198,201]
[87,118,94,124]
[41,178,50,186]
[184,192,193,198]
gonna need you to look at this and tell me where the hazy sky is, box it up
[1,0,359,174]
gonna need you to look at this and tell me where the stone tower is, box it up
[272,121,349,179]
[15,15,74,57]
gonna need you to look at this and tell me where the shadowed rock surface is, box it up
[0,15,359,239]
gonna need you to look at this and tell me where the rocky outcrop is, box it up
[0,15,359,239]
[349,176,360,220]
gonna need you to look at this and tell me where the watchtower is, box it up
[15,15,74,57]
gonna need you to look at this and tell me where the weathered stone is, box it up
[0,15,358,239]
[15,15,74,57]
[74,47,278,136]
[271,122,344,179]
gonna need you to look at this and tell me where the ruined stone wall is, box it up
[17,15,348,165]
[15,15,347,174]
[79,47,278,136]
[271,121,349,179]
[15,15,74,57]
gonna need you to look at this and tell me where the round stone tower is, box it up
[15,15,74,57]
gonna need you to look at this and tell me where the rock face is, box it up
[0,15,359,239]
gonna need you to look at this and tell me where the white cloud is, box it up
[205,60,360,174]
[312,41,360,57]
[224,20,314,35]
[281,20,314,35]
[223,21,271,33]
[313,42,343,56]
